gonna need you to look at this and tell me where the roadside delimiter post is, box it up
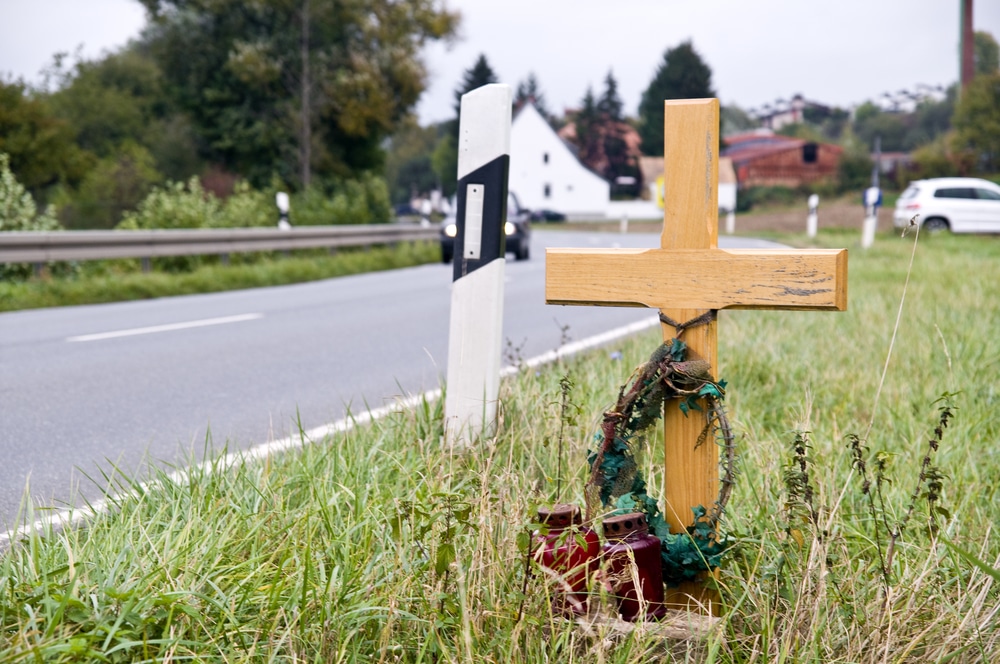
[444,84,512,446]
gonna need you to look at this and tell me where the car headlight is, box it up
[504,221,516,235]
[444,223,458,238]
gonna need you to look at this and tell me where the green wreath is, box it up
[585,336,736,586]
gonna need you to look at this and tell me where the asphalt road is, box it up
[0,229,782,528]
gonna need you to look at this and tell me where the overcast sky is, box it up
[3,0,999,125]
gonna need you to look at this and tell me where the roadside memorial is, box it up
[545,98,849,614]
[444,84,512,446]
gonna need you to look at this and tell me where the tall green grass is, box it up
[2,230,998,661]
[0,241,441,312]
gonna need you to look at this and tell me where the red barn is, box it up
[723,131,842,188]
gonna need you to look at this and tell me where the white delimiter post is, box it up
[444,84,512,446]
[807,193,819,238]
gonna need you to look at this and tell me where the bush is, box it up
[56,143,162,229]
[837,150,874,192]
[290,174,392,225]
[0,152,62,280]
[735,185,800,212]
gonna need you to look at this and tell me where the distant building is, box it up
[748,94,832,131]
[872,84,947,114]
[723,130,842,188]
[509,103,609,218]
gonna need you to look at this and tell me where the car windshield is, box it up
[975,188,1000,201]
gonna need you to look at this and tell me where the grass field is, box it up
[0,241,441,312]
[2,228,999,662]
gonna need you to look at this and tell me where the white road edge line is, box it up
[4,315,659,546]
[66,313,264,342]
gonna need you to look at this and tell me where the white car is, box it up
[894,177,1000,233]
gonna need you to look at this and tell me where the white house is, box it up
[508,103,609,218]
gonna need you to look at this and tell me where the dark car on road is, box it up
[529,208,566,222]
[440,191,531,262]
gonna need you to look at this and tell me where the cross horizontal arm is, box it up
[545,247,847,311]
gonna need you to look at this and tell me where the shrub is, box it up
[290,174,392,225]
[0,152,61,280]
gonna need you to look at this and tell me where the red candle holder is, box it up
[601,512,666,621]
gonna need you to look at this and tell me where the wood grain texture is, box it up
[545,247,848,311]
[660,99,720,613]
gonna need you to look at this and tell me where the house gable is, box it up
[509,103,609,217]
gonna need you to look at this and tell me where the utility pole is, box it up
[300,0,312,189]
[960,0,975,93]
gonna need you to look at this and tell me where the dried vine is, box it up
[585,334,736,585]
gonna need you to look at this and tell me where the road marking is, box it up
[67,313,263,342]
[5,315,658,547]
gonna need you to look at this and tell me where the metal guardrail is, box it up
[0,224,439,264]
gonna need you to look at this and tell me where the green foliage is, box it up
[837,148,875,192]
[953,72,1000,172]
[735,185,802,212]
[721,104,759,137]
[385,119,441,204]
[451,54,499,119]
[431,133,458,198]
[587,338,731,586]
[290,174,392,226]
[638,40,716,155]
[0,152,61,280]
[0,241,440,311]
[56,142,163,229]
[46,48,169,160]
[138,0,458,188]
[3,232,1000,659]
[514,72,552,121]
[906,134,962,181]
[975,30,1000,77]
[0,79,89,194]
[119,177,222,231]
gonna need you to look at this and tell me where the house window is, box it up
[544,184,551,198]
[802,143,818,163]
[543,152,549,164]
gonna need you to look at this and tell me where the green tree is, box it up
[851,102,909,152]
[435,54,499,196]
[638,41,716,155]
[598,71,637,194]
[384,119,440,204]
[47,48,168,159]
[721,104,758,137]
[451,54,499,119]
[573,87,602,171]
[138,0,458,188]
[0,152,61,280]
[56,143,163,229]
[953,72,1000,172]
[514,72,552,121]
[975,31,1000,77]
[0,79,89,195]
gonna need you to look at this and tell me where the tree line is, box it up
[3,5,1000,235]
[1,0,458,230]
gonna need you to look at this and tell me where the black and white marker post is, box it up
[444,84,512,446]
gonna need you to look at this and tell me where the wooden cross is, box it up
[545,99,847,613]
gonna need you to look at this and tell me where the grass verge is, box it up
[2,230,999,661]
[0,241,441,312]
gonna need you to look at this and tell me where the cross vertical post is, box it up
[659,99,720,611]
[545,97,848,616]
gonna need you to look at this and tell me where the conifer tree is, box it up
[638,41,716,155]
